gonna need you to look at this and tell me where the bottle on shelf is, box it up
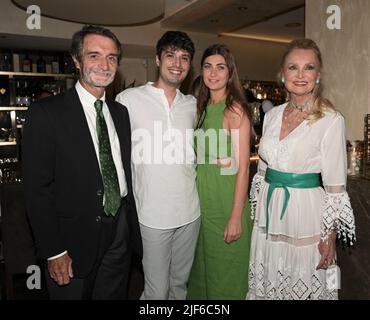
[0,76,10,106]
[32,61,37,74]
[37,54,46,73]
[45,61,52,74]
[22,52,32,72]
[52,55,60,74]
[12,51,20,72]
[23,80,30,107]
[0,51,13,71]
[0,50,5,70]
[63,53,74,74]
[15,81,22,106]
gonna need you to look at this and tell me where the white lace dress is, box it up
[247,103,356,300]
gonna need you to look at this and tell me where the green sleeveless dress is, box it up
[187,100,252,300]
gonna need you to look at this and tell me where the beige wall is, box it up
[306,0,370,140]
[221,37,288,82]
[121,58,149,87]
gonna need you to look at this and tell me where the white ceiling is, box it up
[12,0,165,26]
[11,0,306,41]
[162,0,305,42]
[228,6,305,42]
[0,0,305,54]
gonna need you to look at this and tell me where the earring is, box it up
[281,78,285,83]
[316,79,320,84]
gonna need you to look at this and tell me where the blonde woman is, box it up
[247,39,356,300]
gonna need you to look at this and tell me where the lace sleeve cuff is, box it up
[249,171,265,220]
[321,191,356,245]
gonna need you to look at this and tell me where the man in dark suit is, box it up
[22,25,142,300]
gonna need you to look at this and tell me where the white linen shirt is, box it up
[116,82,200,229]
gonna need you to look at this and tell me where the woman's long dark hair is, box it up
[196,44,252,130]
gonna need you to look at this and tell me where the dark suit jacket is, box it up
[22,87,142,278]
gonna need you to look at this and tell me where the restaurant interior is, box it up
[0,0,369,300]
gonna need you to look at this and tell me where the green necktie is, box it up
[94,99,121,216]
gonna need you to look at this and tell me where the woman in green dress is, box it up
[187,44,253,299]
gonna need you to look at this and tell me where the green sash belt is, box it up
[265,168,320,239]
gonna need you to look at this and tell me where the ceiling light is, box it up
[219,32,292,44]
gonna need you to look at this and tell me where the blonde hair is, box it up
[279,39,335,124]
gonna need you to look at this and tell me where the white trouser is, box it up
[139,218,201,300]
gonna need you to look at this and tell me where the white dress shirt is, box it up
[48,81,128,260]
[116,82,200,229]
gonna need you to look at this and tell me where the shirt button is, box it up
[96,216,102,222]
[96,190,103,196]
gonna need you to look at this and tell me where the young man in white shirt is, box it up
[116,31,200,300]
